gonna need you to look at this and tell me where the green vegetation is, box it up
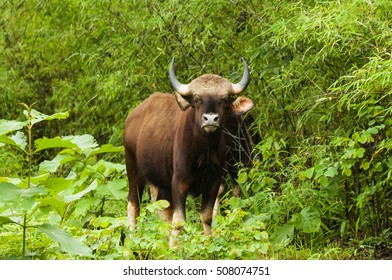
[0,0,390,259]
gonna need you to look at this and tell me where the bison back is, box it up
[124,93,182,188]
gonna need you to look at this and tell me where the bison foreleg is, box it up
[169,179,189,247]
[201,182,221,235]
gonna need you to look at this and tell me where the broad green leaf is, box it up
[96,179,127,199]
[30,173,50,185]
[0,182,44,211]
[91,217,113,228]
[155,199,171,210]
[89,160,126,177]
[69,134,98,150]
[237,171,248,184]
[245,214,269,227]
[89,144,124,157]
[260,231,269,240]
[360,161,370,170]
[0,132,27,151]
[356,147,365,158]
[304,167,314,179]
[36,223,92,257]
[230,249,243,257]
[254,231,269,241]
[314,164,327,179]
[299,167,314,181]
[43,178,74,195]
[40,197,67,215]
[107,179,127,199]
[0,120,27,135]
[352,132,361,142]
[39,159,62,173]
[27,109,69,126]
[270,223,294,249]
[320,175,330,187]
[292,207,321,233]
[367,127,379,135]
[63,180,98,203]
[20,186,47,211]
[146,200,171,212]
[343,167,352,176]
[35,136,76,152]
[19,196,37,211]
[35,135,98,154]
[10,131,27,150]
[41,111,69,121]
[21,186,48,198]
[104,162,126,176]
[73,197,97,217]
[91,217,127,228]
[0,177,22,185]
[259,242,269,254]
[39,153,78,173]
[359,134,369,144]
[0,216,17,226]
[0,182,22,202]
[0,135,16,148]
[360,131,374,143]
[324,166,338,178]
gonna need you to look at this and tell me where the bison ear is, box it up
[231,96,254,115]
[175,92,192,111]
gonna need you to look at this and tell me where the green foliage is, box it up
[1,0,391,259]
[0,105,125,258]
[123,199,270,260]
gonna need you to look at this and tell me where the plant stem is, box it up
[22,103,33,258]
[22,214,26,257]
[27,108,32,191]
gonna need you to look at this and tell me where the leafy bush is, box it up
[0,105,125,259]
[1,0,391,259]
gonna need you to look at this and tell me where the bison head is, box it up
[169,58,254,133]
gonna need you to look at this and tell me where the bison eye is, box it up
[194,98,202,105]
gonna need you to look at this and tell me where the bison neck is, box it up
[175,110,225,196]
[185,109,224,164]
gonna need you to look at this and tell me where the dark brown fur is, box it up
[125,61,254,246]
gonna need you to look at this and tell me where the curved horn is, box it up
[169,58,190,95]
[231,57,250,94]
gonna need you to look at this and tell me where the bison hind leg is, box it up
[127,176,146,232]
[154,186,173,225]
[213,184,225,218]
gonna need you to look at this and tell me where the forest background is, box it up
[0,0,391,259]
